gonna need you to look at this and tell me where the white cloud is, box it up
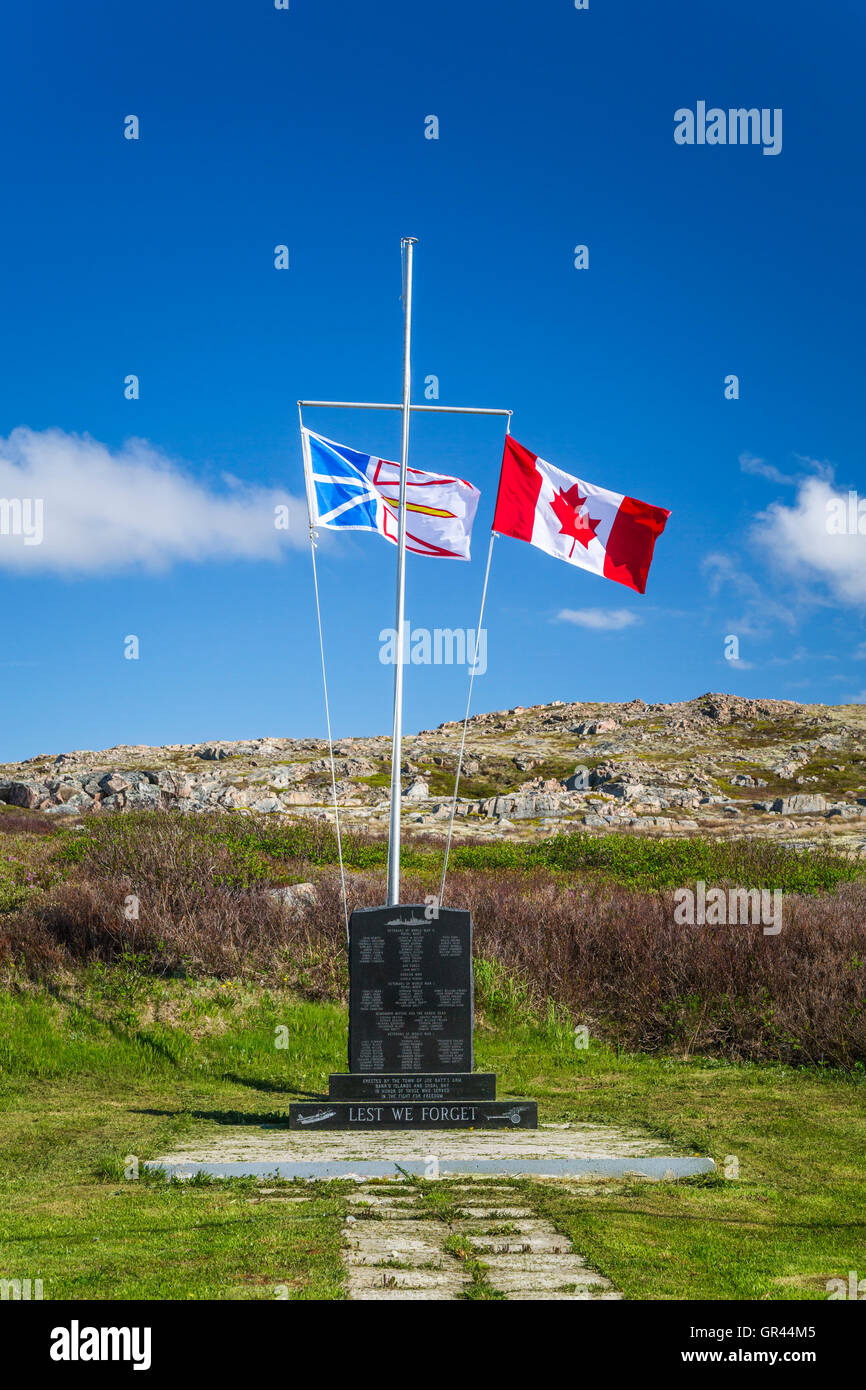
[739,452,836,487]
[793,454,836,483]
[0,426,306,573]
[752,477,866,605]
[701,551,799,635]
[768,647,836,666]
[703,550,743,599]
[739,452,797,486]
[556,607,640,631]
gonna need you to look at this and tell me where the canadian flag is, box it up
[492,436,670,594]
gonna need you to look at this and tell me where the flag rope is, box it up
[300,408,350,947]
[438,527,498,907]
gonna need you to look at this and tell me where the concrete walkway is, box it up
[343,1182,622,1301]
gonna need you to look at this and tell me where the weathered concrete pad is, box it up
[148,1154,712,1181]
[150,1120,678,1163]
[146,1120,713,1182]
[143,1117,711,1184]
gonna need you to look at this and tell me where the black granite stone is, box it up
[288,1100,538,1130]
[348,904,473,1074]
[328,1072,496,1102]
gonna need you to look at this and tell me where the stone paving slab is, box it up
[348,1268,457,1291]
[468,1235,571,1255]
[458,1207,538,1219]
[344,1225,445,1263]
[475,1250,609,1275]
[460,1219,547,1232]
[347,1207,429,1221]
[346,1192,417,1206]
[484,1262,613,1295]
[445,1183,524,1189]
[351,1288,456,1301]
[506,1289,624,1301]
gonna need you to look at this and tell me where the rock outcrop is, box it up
[2,693,865,847]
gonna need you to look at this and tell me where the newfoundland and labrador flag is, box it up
[302,429,480,560]
[492,436,670,594]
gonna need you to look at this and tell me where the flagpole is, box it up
[386,237,417,907]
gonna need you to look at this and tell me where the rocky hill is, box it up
[3,693,866,848]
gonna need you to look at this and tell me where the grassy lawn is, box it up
[486,1010,866,1300]
[0,983,350,1300]
[0,973,863,1300]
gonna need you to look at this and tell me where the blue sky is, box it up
[1,0,865,761]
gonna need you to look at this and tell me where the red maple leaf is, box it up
[550,484,601,557]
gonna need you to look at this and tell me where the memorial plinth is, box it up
[288,904,537,1130]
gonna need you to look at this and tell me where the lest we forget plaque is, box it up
[287,903,537,1130]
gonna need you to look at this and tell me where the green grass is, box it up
[441,1231,506,1299]
[241,820,861,891]
[0,980,349,1299]
[483,1014,866,1301]
[45,813,863,896]
[1,1179,345,1300]
[0,973,864,1300]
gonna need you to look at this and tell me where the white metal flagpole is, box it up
[386,237,417,906]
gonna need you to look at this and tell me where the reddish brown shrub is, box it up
[2,837,864,1066]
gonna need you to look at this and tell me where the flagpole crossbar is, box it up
[299,400,512,417]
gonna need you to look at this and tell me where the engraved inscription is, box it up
[357,1040,385,1071]
[359,936,385,964]
[328,1072,496,1103]
[348,906,473,1073]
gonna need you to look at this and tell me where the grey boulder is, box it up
[770,794,827,815]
